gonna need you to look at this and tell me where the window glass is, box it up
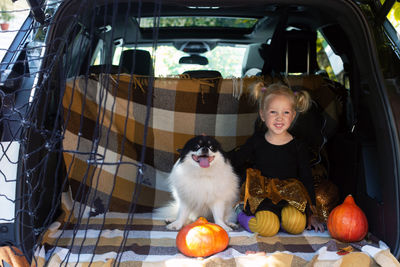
[0,1,30,61]
[138,16,258,29]
[113,44,246,78]
[91,40,104,65]
[386,2,400,34]
[316,31,344,83]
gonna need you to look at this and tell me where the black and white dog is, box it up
[156,135,239,231]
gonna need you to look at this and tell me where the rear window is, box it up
[138,16,258,29]
[112,44,247,78]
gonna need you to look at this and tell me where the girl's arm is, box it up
[296,140,325,232]
[296,141,316,205]
[307,212,325,232]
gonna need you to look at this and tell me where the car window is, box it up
[91,40,104,65]
[0,2,30,62]
[384,1,400,34]
[316,31,344,84]
[138,16,258,29]
[380,0,400,52]
[111,44,246,78]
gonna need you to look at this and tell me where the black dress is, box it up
[228,132,315,216]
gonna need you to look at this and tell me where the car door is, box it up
[357,0,400,258]
[0,0,55,254]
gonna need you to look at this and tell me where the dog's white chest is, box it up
[169,162,234,205]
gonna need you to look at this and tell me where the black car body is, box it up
[0,0,400,264]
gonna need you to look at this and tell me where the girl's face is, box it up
[259,94,296,137]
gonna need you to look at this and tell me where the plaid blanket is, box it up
[31,74,400,266]
[61,74,345,214]
[32,192,398,267]
[61,74,261,213]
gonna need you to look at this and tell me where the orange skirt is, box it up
[242,168,312,214]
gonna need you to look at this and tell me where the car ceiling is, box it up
[86,0,332,46]
[49,0,378,82]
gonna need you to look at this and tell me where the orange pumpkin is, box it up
[176,217,229,257]
[0,246,30,267]
[327,195,368,242]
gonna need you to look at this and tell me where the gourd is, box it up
[176,217,229,257]
[281,205,307,234]
[248,210,280,237]
[0,246,30,267]
[327,195,368,242]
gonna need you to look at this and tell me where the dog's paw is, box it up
[221,225,233,232]
[166,221,183,231]
[164,218,175,224]
[216,222,234,232]
[227,222,239,230]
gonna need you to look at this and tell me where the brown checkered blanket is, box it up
[33,193,397,266]
[32,74,399,266]
[61,74,261,213]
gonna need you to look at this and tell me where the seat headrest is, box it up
[89,65,127,74]
[182,70,222,78]
[261,30,318,75]
[281,30,318,74]
[120,49,152,75]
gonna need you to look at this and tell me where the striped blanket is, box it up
[32,192,398,266]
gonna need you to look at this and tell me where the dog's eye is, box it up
[208,145,216,152]
[195,144,201,150]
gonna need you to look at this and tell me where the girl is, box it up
[230,82,324,236]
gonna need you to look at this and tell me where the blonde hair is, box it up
[251,82,311,113]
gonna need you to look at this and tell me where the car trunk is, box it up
[1,0,400,264]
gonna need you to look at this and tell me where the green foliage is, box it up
[380,0,400,32]
[387,2,400,31]
[0,3,14,22]
[116,45,245,77]
[316,31,342,83]
[139,16,257,29]
[149,45,245,77]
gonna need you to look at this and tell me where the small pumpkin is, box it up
[248,210,280,237]
[0,246,30,267]
[327,194,368,242]
[176,217,229,257]
[281,205,307,235]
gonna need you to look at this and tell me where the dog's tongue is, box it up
[199,157,210,168]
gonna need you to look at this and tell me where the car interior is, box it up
[1,0,400,264]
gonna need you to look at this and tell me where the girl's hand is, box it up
[306,214,325,232]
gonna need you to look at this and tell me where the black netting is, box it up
[0,0,395,265]
[1,0,161,265]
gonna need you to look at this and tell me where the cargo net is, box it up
[0,0,360,265]
[0,0,163,265]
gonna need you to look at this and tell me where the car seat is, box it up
[120,49,153,76]
[260,29,318,76]
[182,70,222,78]
[88,49,153,75]
[242,43,264,76]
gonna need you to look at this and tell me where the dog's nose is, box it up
[201,147,209,154]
